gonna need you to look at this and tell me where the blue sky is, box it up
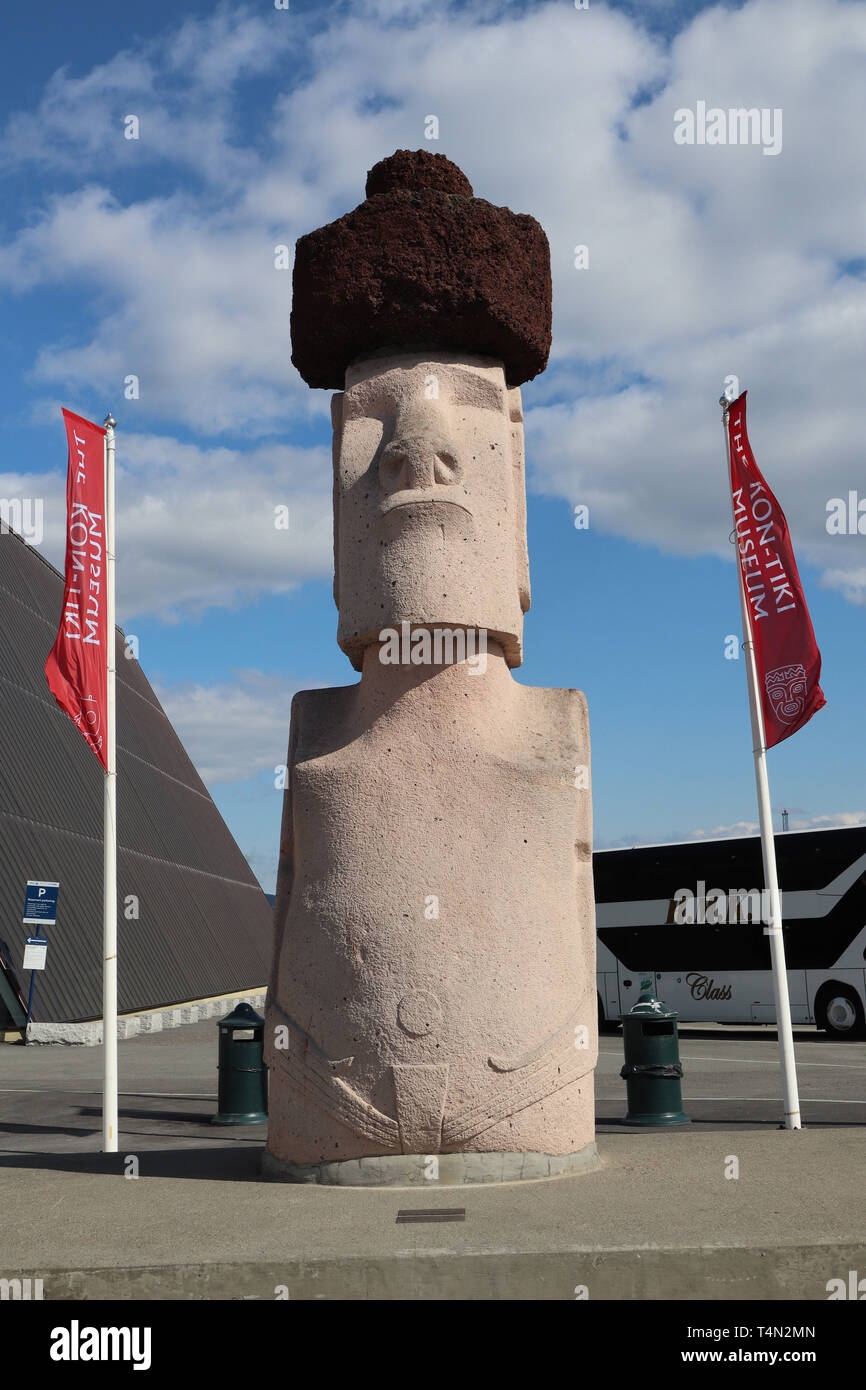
[1,0,864,890]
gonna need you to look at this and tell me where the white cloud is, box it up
[558,807,866,853]
[819,565,866,607]
[0,431,333,621]
[688,820,762,841]
[524,0,866,604]
[689,810,866,840]
[786,811,866,832]
[0,187,309,436]
[0,7,292,185]
[154,668,319,783]
[0,0,864,612]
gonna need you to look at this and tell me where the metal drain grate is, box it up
[395,1208,466,1224]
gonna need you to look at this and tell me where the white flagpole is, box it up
[102,412,118,1152]
[720,392,801,1131]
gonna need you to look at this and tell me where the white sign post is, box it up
[23,939,48,971]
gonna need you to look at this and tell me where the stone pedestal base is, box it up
[261,1144,599,1187]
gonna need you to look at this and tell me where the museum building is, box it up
[0,525,272,1035]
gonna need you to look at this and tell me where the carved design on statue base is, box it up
[268,1006,399,1148]
[268,1004,591,1155]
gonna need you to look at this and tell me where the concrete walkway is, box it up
[2,1127,863,1299]
[2,1022,864,1299]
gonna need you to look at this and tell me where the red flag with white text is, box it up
[45,409,109,770]
[727,391,825,748]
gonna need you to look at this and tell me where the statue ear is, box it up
[331,392,344,609]
[508,387,531,613]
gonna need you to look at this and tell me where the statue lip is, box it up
[380,490,472,517]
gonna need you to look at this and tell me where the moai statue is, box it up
[264,150,597,1183]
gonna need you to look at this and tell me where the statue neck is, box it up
[356,633,515,716]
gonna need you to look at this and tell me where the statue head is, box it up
[289,148,552,672]
[331,351,530,669]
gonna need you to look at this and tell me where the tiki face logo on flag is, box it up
[727,391,825,748]
[45,409,109,769]
[765,663,808,726]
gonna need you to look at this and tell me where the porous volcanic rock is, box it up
[290,148,552,388]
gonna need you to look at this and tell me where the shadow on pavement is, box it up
[78,1105,217,1124]
[667,1027,861,1045]
[0,1144,268,1180]
[596,1114,864,1131]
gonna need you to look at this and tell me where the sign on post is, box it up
[21,882,59,1035]
[23,938,48,971]
[23,881,59,926]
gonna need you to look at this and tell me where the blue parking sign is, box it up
[23,881,60,925]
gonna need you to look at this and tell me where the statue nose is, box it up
[379,432,463,493]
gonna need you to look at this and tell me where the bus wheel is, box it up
[816,985,866,1039]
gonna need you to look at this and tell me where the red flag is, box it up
[727,391,825,748]
[45,409,109,770]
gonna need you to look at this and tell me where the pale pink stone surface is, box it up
[332,355,529,670]
[265,355,595,1168]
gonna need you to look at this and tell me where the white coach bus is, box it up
[595,825,866,1038]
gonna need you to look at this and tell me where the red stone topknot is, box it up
[290,149,552,389]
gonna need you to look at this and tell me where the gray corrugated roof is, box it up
[0,527,274,1023]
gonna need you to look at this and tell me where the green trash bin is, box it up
[212,1002,268,1125]
[620,977,690,1126]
